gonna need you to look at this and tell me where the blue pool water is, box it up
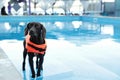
[0,20,120,80]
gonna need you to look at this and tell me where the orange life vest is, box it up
[25,34,47,54]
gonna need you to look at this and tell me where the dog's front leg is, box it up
[22,48,27,71]
[22,40,27,71]
[37,54,44,77]
[28,53,35,78]
[36,56,38,69]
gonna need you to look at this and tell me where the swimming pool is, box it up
[0,16,120,80]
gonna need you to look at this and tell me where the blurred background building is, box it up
[0,0,120,17]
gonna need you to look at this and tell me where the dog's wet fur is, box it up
[22,22,46,78]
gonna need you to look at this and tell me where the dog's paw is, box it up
[22,66,25,71]
[22,67,25,71]
[37,72,41,77]
[31,74,35,78]
[22,62,25,71]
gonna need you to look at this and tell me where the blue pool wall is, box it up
[0,15,120,24]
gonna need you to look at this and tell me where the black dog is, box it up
[22,22,46,78]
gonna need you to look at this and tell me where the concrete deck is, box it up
[0,47,22,80]
[0,39,120,80]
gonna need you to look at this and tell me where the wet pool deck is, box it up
[0,39,120,80]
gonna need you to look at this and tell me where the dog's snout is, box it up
[29,30,38,37]
[29,27,38,37]
[29,30,34,36]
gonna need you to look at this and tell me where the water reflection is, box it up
[22,71,43,80]
[0,22,26,40]
[23,71,27,80]
[112,24,120,43]
[0,21,120,45]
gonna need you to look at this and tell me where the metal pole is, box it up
[29,0,31,15]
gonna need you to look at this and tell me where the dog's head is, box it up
[24,22,46,44]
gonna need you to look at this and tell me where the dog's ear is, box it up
[25,22,36,36]
[41,24,46,39]
[24,23,31,36]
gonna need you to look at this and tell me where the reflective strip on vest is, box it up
[26,34,46,54]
